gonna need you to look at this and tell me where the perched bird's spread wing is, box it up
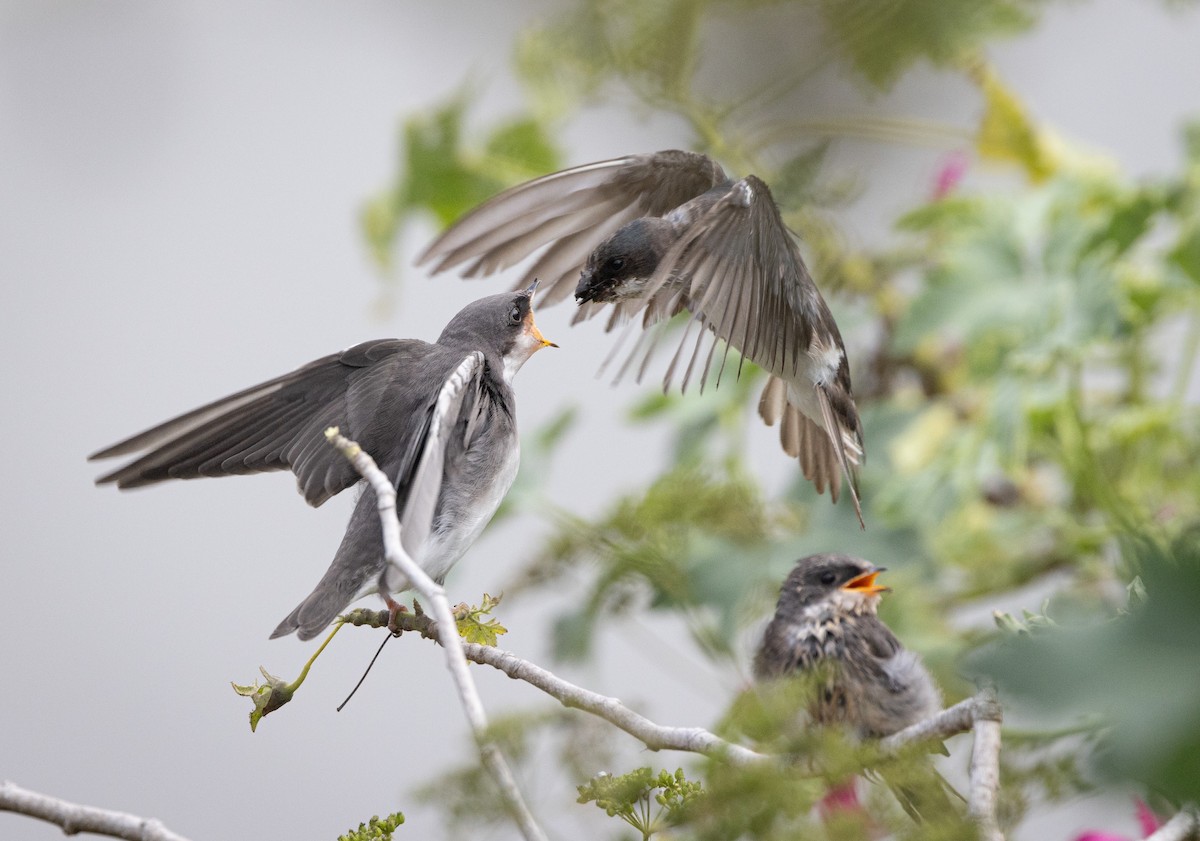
[90,339,461,508]
[417,150,727,305]
[397,352,485,556]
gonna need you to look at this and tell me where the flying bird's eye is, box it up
[509,304,522,324]
[607,256,626,273]
[819,571,837,586]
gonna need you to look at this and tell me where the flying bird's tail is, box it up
[758,376,865,528]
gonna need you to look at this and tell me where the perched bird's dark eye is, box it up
[819,571,837,586]
[607,256,625,273]
[509,304,522,324]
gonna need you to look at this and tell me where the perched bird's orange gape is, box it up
[91,284,555,640]
[419,150,865,527]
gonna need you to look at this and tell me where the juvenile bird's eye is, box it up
[607,256,625,273]
[819,571,836,586]
[509,304,522,324]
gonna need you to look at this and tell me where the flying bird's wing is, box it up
[418,150,727,306]
[616,175,864,519]
[90,339,447,508]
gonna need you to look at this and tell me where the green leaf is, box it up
[974,65,1057,181]
[231,667,293,733]
[454,593,508,646]
[769,141,831,209]
[337,812,405,841]
[1079,189,1165,262]
[1169,222,1200,286]
[578,767,703,836]
[819,0,1039,89]
[361,91,561,268]
[972,530,1200,804]
[398,96,506,227]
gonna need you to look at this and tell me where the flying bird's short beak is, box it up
[524,278,541,296]
[575,268,594,303]
[842,566,889,597]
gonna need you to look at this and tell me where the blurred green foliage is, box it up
[363,0,1200,836]
[977,527,1200,805]
[337,812,405,841]
[577,767,704,840]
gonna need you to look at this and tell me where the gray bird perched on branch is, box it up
[90,285,556,640]
[754,553,956,822]
[418,150,864,527]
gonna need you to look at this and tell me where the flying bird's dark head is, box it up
[439,281,557,382]
[774,553,889,616]
[576,218,668,304]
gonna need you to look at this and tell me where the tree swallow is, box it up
[754,553,956,822]
[419,151,864,526]
[90,286,556,640]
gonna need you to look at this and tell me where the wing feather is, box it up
[420,150,728,299]
[91,339,452,508]
[397,352,485,556]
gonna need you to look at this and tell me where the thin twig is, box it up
[325,429,547,841]
[1147,807,1199,841]
[0,780,191,841]
[880,691,1002,754]
[460,641,765,765]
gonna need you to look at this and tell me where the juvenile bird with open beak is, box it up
[754,553,955,823]
[91,283,556,640]
[754,553,940,735]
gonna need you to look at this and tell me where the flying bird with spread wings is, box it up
[418,150,864,526]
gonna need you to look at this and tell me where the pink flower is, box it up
[1135,800,1161,837]
[932,151,969,199]
[817,779,862,819]
[1073,799,1162,841]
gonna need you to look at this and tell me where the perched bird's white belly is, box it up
[378,436,521,595]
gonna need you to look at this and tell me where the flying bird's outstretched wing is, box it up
[417,150,727,306]
[421,150,863,524]
[628,176,863,515]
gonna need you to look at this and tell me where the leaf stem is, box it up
[287,620,343,693]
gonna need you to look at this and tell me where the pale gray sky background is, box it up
[2,2,1197,839]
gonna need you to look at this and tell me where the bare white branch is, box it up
[1146,806,1198,841]
[0,780,191,841]
[877,687,1005,838]
[880,691,1000,754]
[369,604,1001,781]
[968,717,1004,841]
[456,641,766,765]
[325,429,547,841]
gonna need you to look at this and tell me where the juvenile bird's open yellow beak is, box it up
[842,567,889,596]
[527,313,558,349]
[522,278,557,348]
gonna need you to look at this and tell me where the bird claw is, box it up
[383,594,408,636]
